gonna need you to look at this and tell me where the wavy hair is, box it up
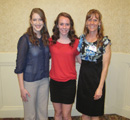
[26,8,49,46]
[84,9,104,47]
[51,12,77,46]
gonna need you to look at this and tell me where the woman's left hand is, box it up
[94,87,102,100]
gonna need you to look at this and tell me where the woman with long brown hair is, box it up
[49,12,79,120]
[14,8,49,120]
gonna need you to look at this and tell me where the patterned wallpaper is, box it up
[0,0,130,53]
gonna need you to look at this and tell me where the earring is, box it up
[98,25,100,30]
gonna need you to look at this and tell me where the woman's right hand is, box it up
[17,73,30,102]
[20,88,30,102]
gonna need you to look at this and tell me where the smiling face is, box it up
[57,16,71,37]
[30,13,44,35]
[86,14,101,34]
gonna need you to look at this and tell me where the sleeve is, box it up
[48,37,53,45]
[74,38,80,56]
[103,36,111,53]
[77,35,84,52]
[14,35,29,74]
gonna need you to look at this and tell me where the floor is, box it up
[0,114,130,120]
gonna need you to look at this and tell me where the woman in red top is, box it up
[49,12,79,120]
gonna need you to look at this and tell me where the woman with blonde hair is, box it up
[76,9,111,120]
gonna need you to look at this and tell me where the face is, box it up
[57,16,70,37]
[30,13,44,34]
[86,14,100,33]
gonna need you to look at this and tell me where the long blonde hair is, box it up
[84,9,104,47]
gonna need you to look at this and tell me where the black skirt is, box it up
[50,79,76,104]
[76,60,105,116]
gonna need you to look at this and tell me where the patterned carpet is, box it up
[0,114,130,120]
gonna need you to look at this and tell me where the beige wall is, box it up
[0,0,130,53]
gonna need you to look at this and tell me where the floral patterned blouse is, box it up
[77,34,111,63]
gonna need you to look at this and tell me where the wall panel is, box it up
[0,53,130,118]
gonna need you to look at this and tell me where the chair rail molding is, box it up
[0,52,130,118]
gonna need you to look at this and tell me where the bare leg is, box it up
[91,116,100,120]
[62,104,73,120]
[52,102,62,120]
[82,114,91,120]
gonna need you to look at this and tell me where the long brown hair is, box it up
[84,9,104,47]
[26,8,49,46]
[52,12,77,46]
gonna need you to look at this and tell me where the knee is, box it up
[82,114,91,120]
[91,116,100,120]
[54,109,62,117]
